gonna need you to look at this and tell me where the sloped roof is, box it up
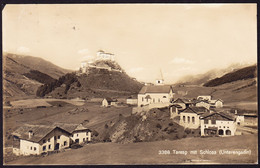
[195,99,210,104]
[12,124,70,143]
[52,123,89,133]
[139,85,173,94]
[181,106,209,114]
[200,112,235,121]
[145,95,152,99]
[169,104,183,108]
[209,99,224,104]
[173,98,193,104]
[104,97,117,102]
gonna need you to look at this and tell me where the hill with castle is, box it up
[36,50,143,99]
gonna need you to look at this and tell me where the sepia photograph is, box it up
[2,3,258,165]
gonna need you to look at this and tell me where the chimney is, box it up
[235,110,238,115]
[29,130,33,139]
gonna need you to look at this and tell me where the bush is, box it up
[104,124,109,129]
[103,134,111,142]
[168,122,173,126]
[76,81,81,87]
[156,123,162,129]
[184,128,191,134]
[92,130,99,137]
[71,144,83,149]
[176,132,184,139]
[133,136,142,143]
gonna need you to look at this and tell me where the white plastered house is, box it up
[11,124,71,156]
[12,123,92,156]
[200,112,237,137]
[137,85,174,108]
[52,123,92,144]
[179,106,209,129]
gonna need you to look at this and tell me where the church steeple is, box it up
[155,69,164,85]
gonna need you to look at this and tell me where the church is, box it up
[137,74,174,107]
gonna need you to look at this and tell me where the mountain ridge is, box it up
[3,53,72,100]
[174,63,254,86]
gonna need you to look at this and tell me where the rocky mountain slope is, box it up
[3,53,71,100]
[95,107,196,144]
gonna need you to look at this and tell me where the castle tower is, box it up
[80,61,88,73]
[96,50,115,61]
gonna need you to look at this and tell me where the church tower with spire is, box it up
[155,69,164,85]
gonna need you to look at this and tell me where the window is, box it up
[34,147,36,151]
[64,141,67,146]
[223,126,225,128]
[142,97,144,102]
[54,136,56,140]
[48,145,51,149]
[153,98,155,103]
[192,117,195,124]
[48,138,50,142]
[77,134,79,137]
[30,147,32,150]
[204,119,208,124]
[187,116,190,123]
[83,138,85,142]
[183,116,185,122]
[163,96,166,98]
[43,139,46,143]
[43,146,46,151]
[212,120,216,124]
[146,99,148,102]
[158,98,160,102]
[58,135,60,139]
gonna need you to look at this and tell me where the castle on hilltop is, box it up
[96,50,115,61]
[79,50,119,74]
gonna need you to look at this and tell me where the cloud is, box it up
[170,57,194,64]
[129,67,144,73]
[80,55,94,61]
[17,46,30,53]
[78,48,89,55]
[176,67,194,72]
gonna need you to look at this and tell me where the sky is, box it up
[2,4,257,84]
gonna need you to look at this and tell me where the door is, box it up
[55,143,60,150]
